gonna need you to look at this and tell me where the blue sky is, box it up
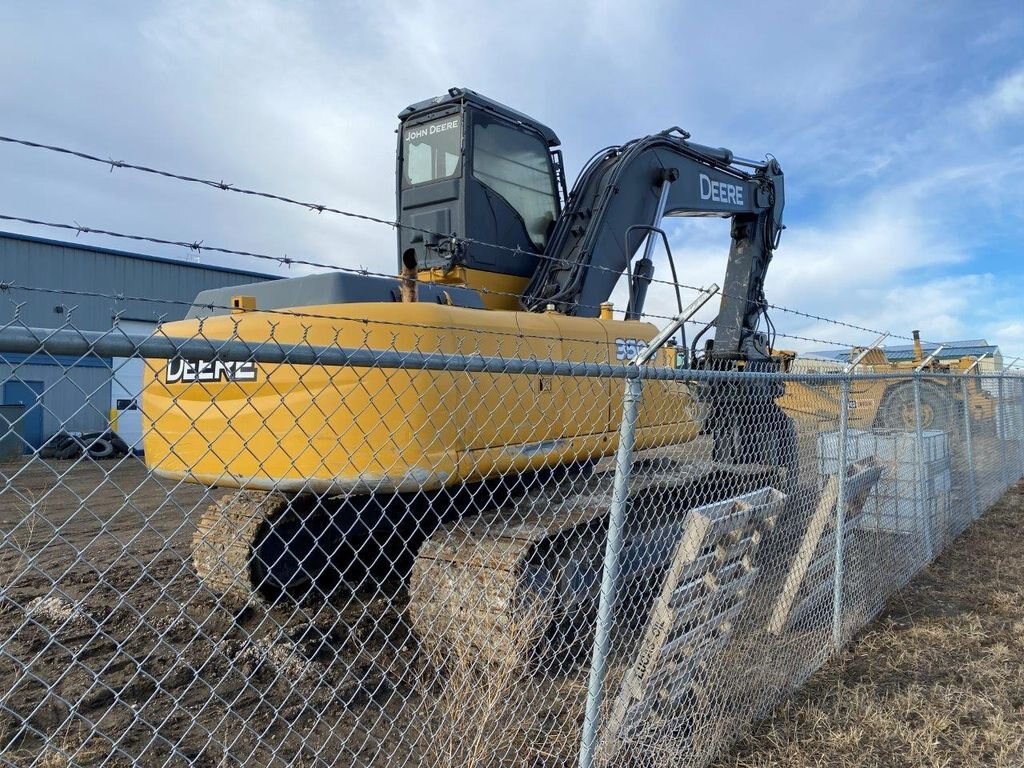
[1,1,1022,357]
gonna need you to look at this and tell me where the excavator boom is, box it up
[395,89,783,367]
[525,131,784,368]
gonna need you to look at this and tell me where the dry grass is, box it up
[413,602,583,768]
[411,484,1024,768]
[2,724,109,768]
[1,491,40,592]
[715,482,1024,768]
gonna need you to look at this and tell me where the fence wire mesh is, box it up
[1,310,1022,768]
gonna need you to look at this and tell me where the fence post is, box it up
[832,377,850,650]
[578,372,641,768]
[998,376,1010,491]
[575,285,717,768]
[960,377,980,521]
[912,376,934,561]
[1018,378,1024,479]
[1014,377,1024,480]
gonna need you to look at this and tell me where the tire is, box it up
[39,442,61,459]
[108,434,131,457]
[86,438,115,459]
[55,440,83,460]
[876,381,956,433]
[39,433,74,459]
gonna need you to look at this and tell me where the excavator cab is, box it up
[396,88,565,310]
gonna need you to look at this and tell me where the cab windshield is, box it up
[402,115,463,187]
[472,119,558,249]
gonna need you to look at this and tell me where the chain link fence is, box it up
[1,311,1022,768]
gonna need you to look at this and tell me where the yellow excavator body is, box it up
[141,301,699,494]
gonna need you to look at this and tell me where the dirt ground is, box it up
[716,480,1024,768]
[1,458,1022,767]
[0,457,435,767]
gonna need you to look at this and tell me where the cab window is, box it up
[472,119,558,249]
[402,115,462,187]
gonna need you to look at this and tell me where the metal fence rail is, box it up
[1,315,1022,768]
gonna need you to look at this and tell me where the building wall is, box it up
[1,359,112,437]
[982,353,1003,373]
[0,232,277,446]
[0,233,272,330]
[0,405,25,459]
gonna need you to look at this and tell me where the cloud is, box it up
[629,176,1019,359]
[987,320,1024,365]
[0,1,1021,361]
[971,67,1024,128]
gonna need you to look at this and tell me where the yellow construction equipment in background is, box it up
[774,330,996,432]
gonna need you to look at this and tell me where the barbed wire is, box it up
[0,212,440,289]
[0,276,870,355]
[5,279,1021,375]
[7,133,1012,363]
[0,211,644,323]
[0,211,683,341]
[0,133,936,348]
[0,281,617,351]
[0,205,885,353]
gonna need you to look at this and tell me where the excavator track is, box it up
[191,460,787,663]
[410,476,609,662]
[192,490,293,606]
[190,478,542,606]
[409,462,785,665]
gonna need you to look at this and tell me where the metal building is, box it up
[0,231,278,451]
[804,339,1003,372]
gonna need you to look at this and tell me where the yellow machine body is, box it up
[843,356,996,430]
[774,348,996,431]
[142,302,699,495]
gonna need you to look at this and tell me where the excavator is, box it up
[141,87,794,654]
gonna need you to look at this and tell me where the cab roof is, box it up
[399,87,561,147]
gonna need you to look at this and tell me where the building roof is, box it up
[808,339,1000,363]
[0,230,280,281]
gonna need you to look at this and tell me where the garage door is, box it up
[110,319,157,452]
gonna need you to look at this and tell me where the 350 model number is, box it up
[614,338,648,361]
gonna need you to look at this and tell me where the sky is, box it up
[1,0,1022,359]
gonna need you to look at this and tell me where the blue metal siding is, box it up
[0,232,285,443]
[810,342,999,363]
[885,345,998,361]
[0,362,112,438]
[0,405,25,459]
[1,233,281,330]
[0,353,112,368]
[0,230,273,280]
